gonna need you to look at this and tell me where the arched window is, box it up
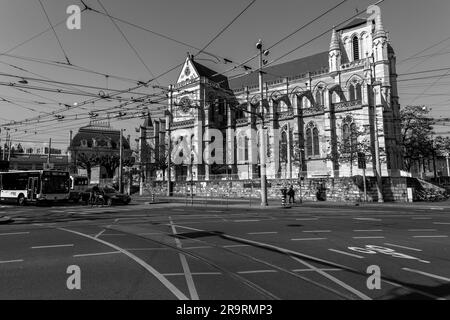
[244,136,249,161]
[313,128,320,156]
[302,96,310,108]
[315,90,324,106]
[352,35,360,61]
[350,123,357,147]
[237,135,245,162]
[306,123,320,157]
[349,84,355,101]
[280,131,288,163]
[355,83,362,101]
[342,123,350,146]
[306,128,313,156]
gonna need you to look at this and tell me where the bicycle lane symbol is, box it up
[347,245,430,264]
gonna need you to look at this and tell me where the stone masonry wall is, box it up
[145,176,419,202]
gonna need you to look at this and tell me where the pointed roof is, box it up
[191,59,228,86]
[336,17,367,32]
[330,28,340,51]
[142,111,153,128]
[373,13,386,39]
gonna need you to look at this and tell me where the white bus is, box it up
[68,175,89,202]
[0,170,70,205]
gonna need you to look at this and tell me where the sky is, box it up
[0,0,449,151]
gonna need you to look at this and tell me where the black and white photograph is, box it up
[0,0,449,310]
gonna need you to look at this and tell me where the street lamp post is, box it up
[257,39,269,207]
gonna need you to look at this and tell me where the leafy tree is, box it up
[401,105,435,171]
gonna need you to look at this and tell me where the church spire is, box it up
[373,11,386,40]
[329,28,340,51]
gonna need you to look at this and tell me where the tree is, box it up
[435,136,450,157]
[401,105,435,171]
[325,120,373,176]
[76,153,134,179]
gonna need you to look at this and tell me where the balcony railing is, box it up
[332,99,362,112]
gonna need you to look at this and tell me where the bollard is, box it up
[151,193,155,203]
[281,196,286,207]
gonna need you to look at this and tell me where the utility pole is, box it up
[119,128,123,193]
[166,84,173,197]
[257,39,269,206]
[47,138,52,165]
[7,132,11,161]
[374,112,384,202]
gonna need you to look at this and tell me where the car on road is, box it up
[80,186,131,206]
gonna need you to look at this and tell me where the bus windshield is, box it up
[42,172,70,194]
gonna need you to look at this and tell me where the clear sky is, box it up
[0,0,449,150]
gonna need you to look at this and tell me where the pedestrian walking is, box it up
[288,185,295,204]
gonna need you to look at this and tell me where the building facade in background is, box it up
[147,11,404,181]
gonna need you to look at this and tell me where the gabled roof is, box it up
[229,51,329,90]
[336,18,367,32]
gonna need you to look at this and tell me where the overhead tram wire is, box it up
[37,0,72,65]
[14,0,260,130]
[205,0,372,83]
[96,0,159,85]
[0,53,142,85]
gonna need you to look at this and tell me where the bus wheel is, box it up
[17,194,26,206]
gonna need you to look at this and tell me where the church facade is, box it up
[146,11,404,182]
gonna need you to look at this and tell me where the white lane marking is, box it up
[413,235,448,238]
[0,232,30,236]
[163,272,222,276]
[291,238,327,241]
[94,229,105,238]
[31,244,74,249]
[183,246,213,250]
[412,217,432,220]
[237,270,278,274]
[430,207,444,211]
[295,218,318,221]
[354,218,381,221]
[302,230,331,233]
[125,248,169,251]
[353,230,383,232]
[74,251,120,257]
[207,210,223,213]
[138,232,163,235]
[293,268,343,272]
[247,232,278,235]
[384,243,422,252]
[328,249,364,259]
[352,236,385,239]
[234,219,259,222]
[408,229,437,232]
[169,217,199,300]
[222,244,250,248]
[58,227,188,300]
[433,222,450,225]
[291,256,371,300]
[402,268,450,282]
[98,233,127,236]
[0,259,24,264]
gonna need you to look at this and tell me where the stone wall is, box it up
[145,176,422,202]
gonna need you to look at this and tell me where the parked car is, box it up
[80,186,131,205]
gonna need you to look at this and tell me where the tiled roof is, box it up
[336,18,367,32]
[229,51,329,90]
[192,60,229,87]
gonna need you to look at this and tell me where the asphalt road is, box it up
[0,201,449,300]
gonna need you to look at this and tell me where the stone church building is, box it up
[144,11,404,183]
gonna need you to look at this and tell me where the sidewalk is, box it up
[132,194,450,211]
